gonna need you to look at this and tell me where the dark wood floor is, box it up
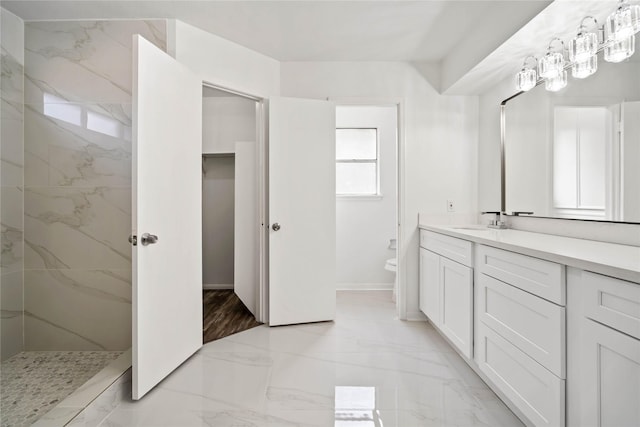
[203,290,262,344]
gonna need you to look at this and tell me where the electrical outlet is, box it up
[447,200,455,212]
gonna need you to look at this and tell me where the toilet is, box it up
[385,239,397,302]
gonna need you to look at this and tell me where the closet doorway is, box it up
[201,85,262,342]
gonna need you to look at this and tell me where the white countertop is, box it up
[419,224,640,284]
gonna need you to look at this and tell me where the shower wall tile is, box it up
[1,113,24,187]
[1,271,24,361]
[24,103,132,188]
[1,186,24,274]
[21,20,166,351]
[1,9,25,65]
[25,20,166,104]
[1,49,25,186]
[24,269,131,351]
[24,187,131,270]
[1,10,25,361]
[2,40,26,186]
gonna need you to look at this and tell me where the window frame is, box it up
[335,127,381,197]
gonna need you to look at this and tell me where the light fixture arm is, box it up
[578,16,598,34]
[547,37,566,55]
[521,55,537,69]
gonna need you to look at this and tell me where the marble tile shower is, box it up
[22,20,167,351]
[1,8,25,361]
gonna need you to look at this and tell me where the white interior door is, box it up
[234,141,258,316]
[268,97,336,326]
[132,35,203,400]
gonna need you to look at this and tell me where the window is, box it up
[552,106,610,219]
[336,128,378,195]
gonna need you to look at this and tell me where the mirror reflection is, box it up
[504,50,640,223]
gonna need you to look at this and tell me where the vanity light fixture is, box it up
[545,69,568,92]
[605,0,640,42]
[604,34,636,62]
[514,1,640,92]
[516,56,538,91]
[539,38,566,79]
[570,16,599,78]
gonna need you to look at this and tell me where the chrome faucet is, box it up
[481,211,508,229]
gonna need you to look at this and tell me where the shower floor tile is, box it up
[1,351,121,427]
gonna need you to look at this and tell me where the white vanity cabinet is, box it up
[567,268,640,427]
[419,247,440,326]
[418,225,640,427]
[475,245,566,427]
[419,230,473,359]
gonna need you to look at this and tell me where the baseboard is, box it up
[203,283,234,290]
[336,282,393,291]
[406,310,427,321]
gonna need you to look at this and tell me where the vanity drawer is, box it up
[477,322,565,427]
[478,274,565,378]
[575,269,640,340]
[477,245,565,305]
[420,230,473,268]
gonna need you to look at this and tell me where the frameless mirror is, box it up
[504,49,640,223]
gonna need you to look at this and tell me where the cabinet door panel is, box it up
[419,248,440,326]
[574,319,640,427]
[579,270,640,340]
[477,322,565,427]
[440,257,473,359]
[420,230,473,267]
[478,274,566,378]
[477,245,565,305]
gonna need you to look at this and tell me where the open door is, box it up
[234,141,258,316]
[268,97,336,326]
[132,35,203,400]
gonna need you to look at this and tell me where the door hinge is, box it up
[129,235,137,246]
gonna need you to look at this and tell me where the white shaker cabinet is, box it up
[419,247,440,326]
[475,245,566,427]
[567,268,640,427]
[440,257,473,358]
[419,231,473,359]
[418,225,640,427]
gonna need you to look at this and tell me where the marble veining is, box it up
[75,291,523,427]
[24,103,132,188]
[20,19,165,352]
[24,186,131,270]
[25,20,167,104]
[24,268,131,351]
[1,14,25,362]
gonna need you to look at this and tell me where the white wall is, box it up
[336,106,396,288]
[202,156,235,287]
[281,62,479,319]
[169,20,280,98]
[202,96,256,154]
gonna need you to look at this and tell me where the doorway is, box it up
[201,85,262,342]
[335,104,399,310]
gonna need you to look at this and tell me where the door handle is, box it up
[272,223,281,231]
[141,233,159,246]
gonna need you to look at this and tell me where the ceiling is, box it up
[3,0,515,62]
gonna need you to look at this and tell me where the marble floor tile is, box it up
[77,291,523,427]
